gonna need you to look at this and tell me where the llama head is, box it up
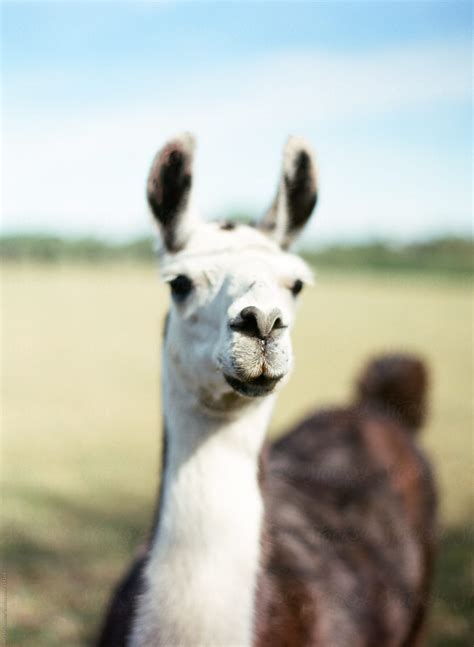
[148,133,317,409]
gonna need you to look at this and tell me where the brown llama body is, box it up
[98,355,437,647]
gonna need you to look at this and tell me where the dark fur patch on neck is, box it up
[162,311,170,341]
[149,422,169,545]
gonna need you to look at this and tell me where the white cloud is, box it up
[2,40,471,241]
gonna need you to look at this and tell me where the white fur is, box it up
[130,359,275,647]
[159,223,313,402]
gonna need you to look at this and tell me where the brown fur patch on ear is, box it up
[283,150,318,244]
[147,135,194,252]
[259,136,318,249]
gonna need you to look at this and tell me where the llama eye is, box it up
[290,279,304,296]
[169,275,193,301]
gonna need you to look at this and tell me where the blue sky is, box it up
[2,1,472,243]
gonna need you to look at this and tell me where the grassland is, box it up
[2,264,473,646]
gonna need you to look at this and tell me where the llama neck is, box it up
[130,358,275,647]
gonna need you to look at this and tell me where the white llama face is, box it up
[148,134,318,404]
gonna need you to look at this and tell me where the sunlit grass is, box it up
[2,264,472,646]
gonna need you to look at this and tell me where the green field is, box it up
[3,265,473,646]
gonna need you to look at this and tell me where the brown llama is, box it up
[97,134,437,647]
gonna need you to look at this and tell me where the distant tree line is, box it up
[0,234,156,263]
[302,237,473,276]
[0,232,472,277]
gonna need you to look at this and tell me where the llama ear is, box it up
[259,136,318,249]
[147,133,197,252]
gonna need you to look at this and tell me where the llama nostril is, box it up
[230,306,262,338]
[230,306,286,339]
[272,315,284,331]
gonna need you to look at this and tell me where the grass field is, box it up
[2,264,473,646]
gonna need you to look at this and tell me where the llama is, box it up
[97,134,437,647]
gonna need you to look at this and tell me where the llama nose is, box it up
[230,306,286,339]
